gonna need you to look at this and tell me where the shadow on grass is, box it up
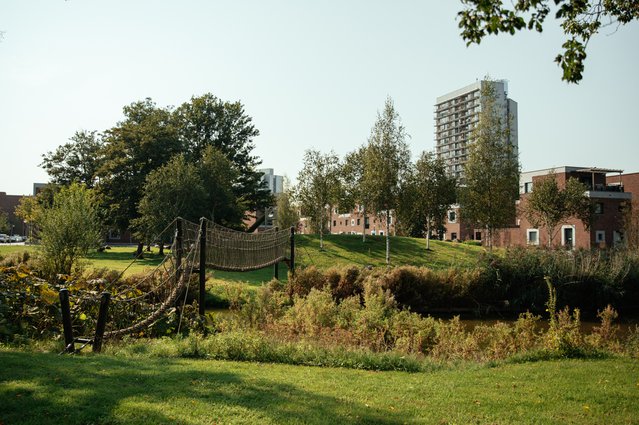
[0,351,408,424]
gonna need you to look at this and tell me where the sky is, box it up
[1,1,638,195]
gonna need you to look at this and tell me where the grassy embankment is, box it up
[0,234,484,286]
[0,349,636,424]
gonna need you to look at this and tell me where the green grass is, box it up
[1,235,485,285]
[1,348,636,424]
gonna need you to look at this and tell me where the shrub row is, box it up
[288,247,639,315]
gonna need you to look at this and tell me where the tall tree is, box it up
[523,171,591,246]
[41,130,103,187]
[198,146,246,227]
[96,98,182,255]
[275,189,299,231]
[296,150,341,249]
[399,152,457,250]
[460,83,520,249]
[133,155,206,250]
[458,0,638,83]
[340,147,370,242]
[173,93,271,213]
[622,200,639,251]
[361,97,411,264]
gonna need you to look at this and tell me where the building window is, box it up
[475,231,482,241]
[451,232,457,241]
[448,211,456,223]
[333,220,336,227]
[351,219,355,226]
[357,218,361,226]
[108,229,121,240]
[594,202,604,214]
[595,231,606,244]
[527,229,539,246]
[524,182,533,193]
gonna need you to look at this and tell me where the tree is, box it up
[361,97,411,264]
[38,183,103,277]
[133,155,206,251]
[41,130,103,187]
[399,152,457,250]
[296,150,341,249]
[96,98,183,255]
[340,147,370,242]
[173,93,271,213]
[275,189,299,230]
[458,0,639,83]
[622,200,639,250]
[0,210,9,234]
[523,171,591,246]
[460,83,520,249]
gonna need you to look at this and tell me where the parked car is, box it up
[10,235,23,242]
[0,234,9,243]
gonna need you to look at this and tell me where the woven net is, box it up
[201,219,290,272]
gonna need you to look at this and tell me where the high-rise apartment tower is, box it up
[434,80,518,180]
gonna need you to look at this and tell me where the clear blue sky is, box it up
[1,1,638,195]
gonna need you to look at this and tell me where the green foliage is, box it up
[174,93,271,212]
[361,97,411,264]
[40,130,103,187]
[38,183,103,277]
[460,81,520,248]
[295,150,341,248]
[524,171,591,246]
[97,98,183,232]
[133,154,206,244]
[458,0,639,83]
[398,151,456,244]
[0,210,8,234]
[274,189,298,230]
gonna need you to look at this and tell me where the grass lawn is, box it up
[0,349,637,424]
[1,235,485,285]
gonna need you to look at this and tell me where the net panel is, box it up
[203,219,290,272]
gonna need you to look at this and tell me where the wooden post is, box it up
[93,292,110,353]
[59,288,74,353]
[175,218,183,286]
[273,227,279,280]
[199,217,207,317]
[290,226,295,277]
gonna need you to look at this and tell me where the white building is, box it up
[434,80,518,180]
[259,168,284,194]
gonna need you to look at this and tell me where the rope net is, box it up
[201,219,291,272]
[94,218,291,339]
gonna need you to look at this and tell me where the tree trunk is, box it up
[426,221,431,250]
[385,210,390,265]
[362,206,366,242]
[159,243,164,256]
[135,242,144,258]
[319,213,324,250]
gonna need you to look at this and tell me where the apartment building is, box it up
[434,80,518,180]
[298,206,396,236]
[492,166,631,249]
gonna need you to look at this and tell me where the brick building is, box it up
[490,167,631,249]
[299,206,396,236]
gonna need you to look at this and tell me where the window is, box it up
[527,229,539,246]
[448,211,456,223]
[108,229,121,240]
[357,218,361,226]
[451,232,457,241]
[333,220,336,227]
[594,202,604,214]
[595,231,606,244]
[475,231,482,241]
[524,182,533,193]
[351,219,355,226]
